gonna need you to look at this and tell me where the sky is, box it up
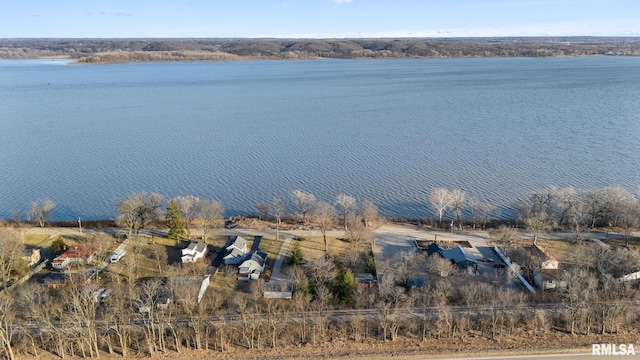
[1,0,639,38]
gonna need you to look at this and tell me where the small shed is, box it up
[263,281,293,299]
[355,273,377,289]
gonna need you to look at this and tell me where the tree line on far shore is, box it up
[2,37,640,63]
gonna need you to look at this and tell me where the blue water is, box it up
[1,57,639,220]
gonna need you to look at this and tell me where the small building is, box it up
[406,278,426,288]
[441,246,478,273]
[355,273,377,289]
[52,245,98,270]
[534,268,568,290]
[223,236,247,265]
[526,245,559,270]
[181,242,208,263]
[238,250,268,280]
[263,281,293,299]
[23,248,42,267]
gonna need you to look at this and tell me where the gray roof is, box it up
[244,250,268,266]
[224,247,244,259]
[228,236,247,250]
[186,241,208,253]
[441,246,477,264]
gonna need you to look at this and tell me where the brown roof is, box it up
[527,244,556,261]
[58,244,97,260]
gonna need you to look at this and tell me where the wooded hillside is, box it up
[1,37,639,63]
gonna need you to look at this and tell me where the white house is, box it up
[238,250,267,281]
[223,236,247,265]
[181,242,208,263]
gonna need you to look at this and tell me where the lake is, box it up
[1,57,639,221]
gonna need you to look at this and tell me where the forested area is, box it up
[1,37,639,63]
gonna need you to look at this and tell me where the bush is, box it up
[50,238,67,255]
[289,242,304,265]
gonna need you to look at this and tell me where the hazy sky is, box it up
[1,0,639,38]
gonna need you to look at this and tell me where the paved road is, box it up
[438,353,639,360]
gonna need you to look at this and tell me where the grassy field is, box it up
[23,233,50,246]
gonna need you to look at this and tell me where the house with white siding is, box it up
[223,236,247,265]
[181,242,208,263]
[238,250,267,281]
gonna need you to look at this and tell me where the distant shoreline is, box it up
[2,37,639,64]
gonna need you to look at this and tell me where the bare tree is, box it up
[518,189,555,245]
[0,292,16,360]
[616,197,640,247]
[116,192,163,239]
[312,202,336,253]
[584,187,632,228]
[200,200,224,243]
[256,202,270,221]
[292,189,316,224]
[273,197,285,240]
[429,188,451,228]
[467,197,495,230]
[489,225,519,245]
[360,200,379,228]
[448,189,466,230]
[28,198,55,227]
[344,216,373,267]
[0,230,27,285]
[335,194,356,230]
[175,195,201,240]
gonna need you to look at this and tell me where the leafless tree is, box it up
[335,194,356,231]
[344,216,373,267]
[360,200,379,228]
[200,200,224,243]
[116,192,163,238]
[175,195,201,240]
[0,292,16,360]
[426,254,457,277]
[518,189,555,245]
[489,225,519,245]
[614,197,640,247]
[0,230,26,285]
[273,197,285,240]
[560,267,598,335]
[256,202,270,221]
[429,188,451,228]
[312,202,336,253]
[28,198,55,227]
[292,189,316,224]
[584,186,632,228]
[448,189,466,230]
[561,188,589,242]
[466,197,495,230]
